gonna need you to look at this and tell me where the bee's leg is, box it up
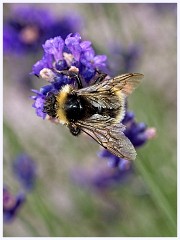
[56,69,83,89]
[92,69,107,85]
[73,69,107,87]
[68,122,81,136]
[72,73,83,89]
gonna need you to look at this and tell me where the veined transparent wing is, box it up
[76,121,136,161]
[77,73,144,96]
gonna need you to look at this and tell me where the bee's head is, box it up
[43,92,58,118]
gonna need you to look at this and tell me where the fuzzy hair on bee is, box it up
[43,72,144,161]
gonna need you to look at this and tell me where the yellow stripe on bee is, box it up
[56,85,72,125]
[114,90,126,123]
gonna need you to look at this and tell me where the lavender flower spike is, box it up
[13,153,36,191]
[31,33,156,190]
[72,164,133,190]
[31,33,107,119]
[3,6,83,55]
[3,187,25,223]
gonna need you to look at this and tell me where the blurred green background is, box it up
[3,3,177,237]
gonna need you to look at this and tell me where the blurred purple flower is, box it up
[13,153,36,191]
[3,5,83,55]
[72,164,133,190]
[3,6,53,54]
[31,33,107,118]
[3,187,25,223]
[150,3,177,13]
[108,43,142,75]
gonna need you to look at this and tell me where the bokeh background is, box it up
[3,3,177,237]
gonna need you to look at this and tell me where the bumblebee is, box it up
[43,71,144,161]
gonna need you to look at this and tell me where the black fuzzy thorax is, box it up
[64,93,96,122]
[64,92,118,123]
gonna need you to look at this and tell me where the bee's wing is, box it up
[77,73,144,96]
[76,121,136,161]
[74,73,142,160]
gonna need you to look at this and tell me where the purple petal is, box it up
[65,33,82,61]
[80,41,92,51]
[43,36,64,62]
[93,55,107,68]
[32,53,53,75]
